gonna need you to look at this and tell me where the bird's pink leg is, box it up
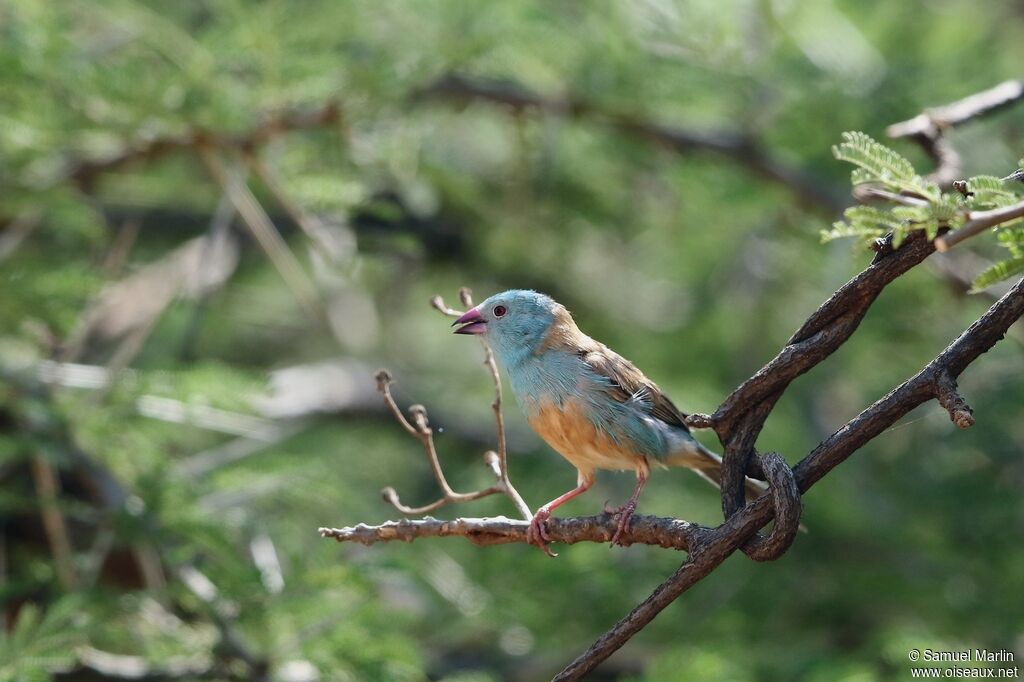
[528,471,593,556]
[607,468,648,546]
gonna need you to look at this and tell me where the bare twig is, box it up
[887,79,1024,189]
[30,455,79,589]
[374,288,531,520]
[851,186,931,207]
[320,514,703,550]
[934,198,1024,252]
[242,152,337,264]
[197,146,322,321]
[887,79,1024,138]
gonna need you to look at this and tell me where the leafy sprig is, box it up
[824,132,1024,290]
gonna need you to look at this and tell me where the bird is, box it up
[452,289,764,554]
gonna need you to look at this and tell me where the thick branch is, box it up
[555,275,1024,680]
[710,232,936,517]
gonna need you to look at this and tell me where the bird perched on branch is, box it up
[453,289,763,554]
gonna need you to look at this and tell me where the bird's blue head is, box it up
[452,289,559,368]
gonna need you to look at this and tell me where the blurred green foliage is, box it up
[1,1,1022,680]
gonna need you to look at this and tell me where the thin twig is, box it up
[934,198,1024,252]
[457,287,532,519]
[374,372,510,515]
[887,79,1024,189]
[373,289,532,521]
[320,514,703,550]
[30,455,79,589]
[242,151,338,264]
[851,186,931,207]
[887,79,1024,138]
[198,146,323,321]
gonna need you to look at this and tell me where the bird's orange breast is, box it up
[527,399,647,474]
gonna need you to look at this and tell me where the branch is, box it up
[196,146,323,322]
[320,514,704,550]
[61,102,341,191]
[419,74,845,212]
[934,198,1024,252]
[555,275,1024,680]
[375,288,531,521]
[887,79,1024,137]
[30,455,79,589]
[887,79,1024,189]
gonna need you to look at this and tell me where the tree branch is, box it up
[887,79,1024,189]
[320,514,704,550]
[319,242,1023,678]
[555,275,1024,680]
[418,74,845,212]
[62,102,341,191]
[375,289,532,521]
[934,198,1024,252]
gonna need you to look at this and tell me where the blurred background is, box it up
[1,1,1022,680]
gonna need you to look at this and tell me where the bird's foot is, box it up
[527,508,557,557]
[608,500,637,547]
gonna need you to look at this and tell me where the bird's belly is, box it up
[527,400,644,473]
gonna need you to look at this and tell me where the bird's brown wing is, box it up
[576,340,690,431]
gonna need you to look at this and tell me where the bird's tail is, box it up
[666,443,768,503]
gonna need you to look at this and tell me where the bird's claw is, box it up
[608,500,637,547]
[527,508,557,557]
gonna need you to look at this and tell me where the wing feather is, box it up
[575,340,690,431]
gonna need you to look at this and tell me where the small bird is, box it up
[453,289,763,553]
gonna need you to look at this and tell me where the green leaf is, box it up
[970,256,1024,292]
[0,596,85,680]
[832,131,915,187]
[966,175,1020,208]
[820,222,881,244]
[996,226,1024,258]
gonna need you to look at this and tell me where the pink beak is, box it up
[452,307,487,335]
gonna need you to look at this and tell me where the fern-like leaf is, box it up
[832,131,915,187]
[967,175,1019,209]
[970,256,1024,292]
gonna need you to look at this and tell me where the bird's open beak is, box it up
[452,307,487,335]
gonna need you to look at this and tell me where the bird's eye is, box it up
[492,305,507,318]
